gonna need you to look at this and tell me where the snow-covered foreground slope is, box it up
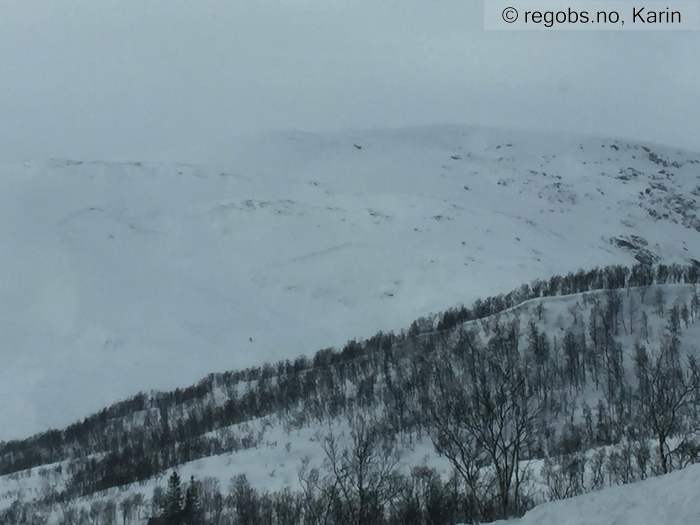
[507,463,700,525]
[2,125,699,439]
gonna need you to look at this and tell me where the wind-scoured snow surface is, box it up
[1,125,699,439]
[506,463,700,525]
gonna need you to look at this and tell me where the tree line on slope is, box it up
[5,357,700,525]
[2,263,697,479]
[1,264,700,523]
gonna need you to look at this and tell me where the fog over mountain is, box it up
[0,1,699,162]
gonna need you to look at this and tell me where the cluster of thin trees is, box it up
[1,264,700,524]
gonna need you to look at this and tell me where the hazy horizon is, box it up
[1,0,698,162]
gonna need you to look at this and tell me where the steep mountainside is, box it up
[2,125,700,440]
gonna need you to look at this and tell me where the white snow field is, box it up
[506,463,700,525]
[1,125,699,439]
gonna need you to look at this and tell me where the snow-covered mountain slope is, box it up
[2,125,699,439]
[507,463,700,525]
[1,279,698,523]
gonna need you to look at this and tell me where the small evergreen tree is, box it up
[163,471,183,522]
[183,476,204,525]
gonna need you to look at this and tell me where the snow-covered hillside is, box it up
[1,278,699,523]
[507,463,700,525]
[2,125,699,439]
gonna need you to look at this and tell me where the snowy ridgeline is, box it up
[1,125,700,441]
[1,275,700,523]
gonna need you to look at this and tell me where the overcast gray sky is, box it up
[0,0,698,161]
